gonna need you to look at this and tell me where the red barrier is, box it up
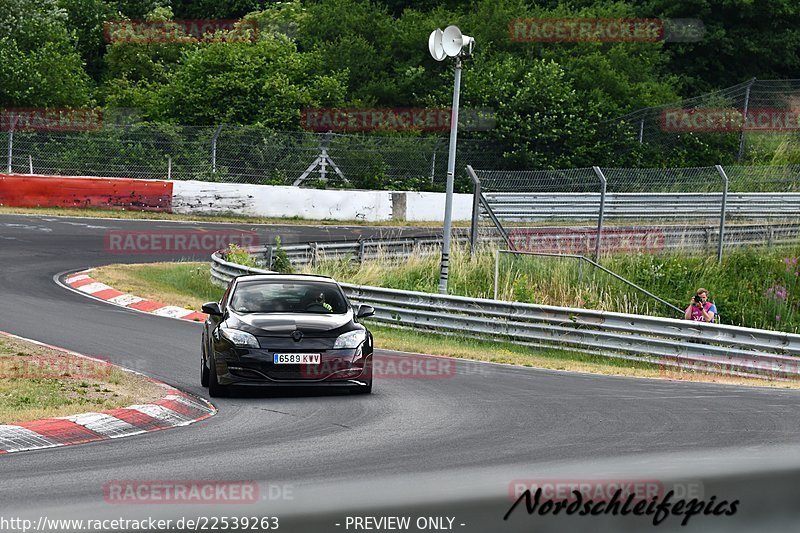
[0,174,173,212]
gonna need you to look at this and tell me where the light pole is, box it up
[429,25,474,294]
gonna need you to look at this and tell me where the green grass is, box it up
[0,335,165,424]
[91,262,222,309]
[88,261,800,387]
[0,205,469,227]
[304,243,800,333]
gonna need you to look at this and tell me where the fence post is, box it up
[493,249,500,300]
[715,164,729,262]
[469,165,481,256]
[211,124,223,173]
[28,154,33,174]
[592,166,607,260]
[737,78,756,162]
[167,156,172,180]
[638,119,644,144]
[6,114,18,173]
[264,246,273,270]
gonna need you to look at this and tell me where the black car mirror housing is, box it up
[202,302,223,316]
[356,304,375,318]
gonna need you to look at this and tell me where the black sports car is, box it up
[200,274,374,396]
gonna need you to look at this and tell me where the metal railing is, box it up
[229,234,480,271]
[211,246,800,381]
[468,164,800,261]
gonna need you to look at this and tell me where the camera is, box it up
[693,295,704,305]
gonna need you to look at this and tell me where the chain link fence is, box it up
[469,164,800,259]
[613,79,800,166]
[3,123,507,193]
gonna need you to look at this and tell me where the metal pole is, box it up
[167,156,172,180]
[715,164,729,262]
[28,154,32,174]
[439,58,462,294]
[493,248,500,300]
[469,165,481,256]
[593,166,607,261]
[6,115,17,173]
[737,78,755,162]
[638,119,644,144]
[211,124,223,173]
[430,140,437,184]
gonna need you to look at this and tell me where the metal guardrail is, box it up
[483,192,800,220]
[211,247,800,380]
[240,234,480,269]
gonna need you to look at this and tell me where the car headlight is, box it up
[219,327,260,348]
[333,329,366,349]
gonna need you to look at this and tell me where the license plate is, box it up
[273,353,321,365]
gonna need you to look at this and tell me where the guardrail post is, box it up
[493,249,500,300]
[468,165,481,256]
[715,164,729,263]
[592,166,607,260]
[358,240,366,264]
[768,227,774,248]
[211,124,223,173]
[264,245,273,270]
[310,242,319,267]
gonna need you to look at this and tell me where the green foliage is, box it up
[271,236,293,273]
[225,243,258,268]
[153,36,347,126]
[0,0,93,107]
[8,0,800,179]
[309,243,800,334]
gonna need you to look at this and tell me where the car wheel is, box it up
[200,340,210,387]
[208,353,227,398]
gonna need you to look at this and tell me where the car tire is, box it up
[208,354,227,398]
[200,340,209,387]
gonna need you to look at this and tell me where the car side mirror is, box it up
[202,302,223,316]
[356,304,375,318]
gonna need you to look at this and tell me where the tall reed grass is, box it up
[302,243,800,333]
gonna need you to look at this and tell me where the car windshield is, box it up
[230,280,349,314]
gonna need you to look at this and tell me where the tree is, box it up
[154,35,348,127]
[0,0,93,107]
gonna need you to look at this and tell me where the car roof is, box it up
[234,273,337,284]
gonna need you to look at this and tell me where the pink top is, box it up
[687,301,717,322]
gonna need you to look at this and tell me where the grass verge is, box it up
[87,261,800,389]
[0,205,467,227]
[0,334,165,424]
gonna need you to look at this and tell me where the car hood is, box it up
[226,310,354,336]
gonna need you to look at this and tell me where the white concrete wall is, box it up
[171,180,473,222]
[172,181,394,222]
[402,191,473,222]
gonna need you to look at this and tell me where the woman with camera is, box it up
[684,288,717,322]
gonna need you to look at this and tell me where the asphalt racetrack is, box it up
[2,213,800,532]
